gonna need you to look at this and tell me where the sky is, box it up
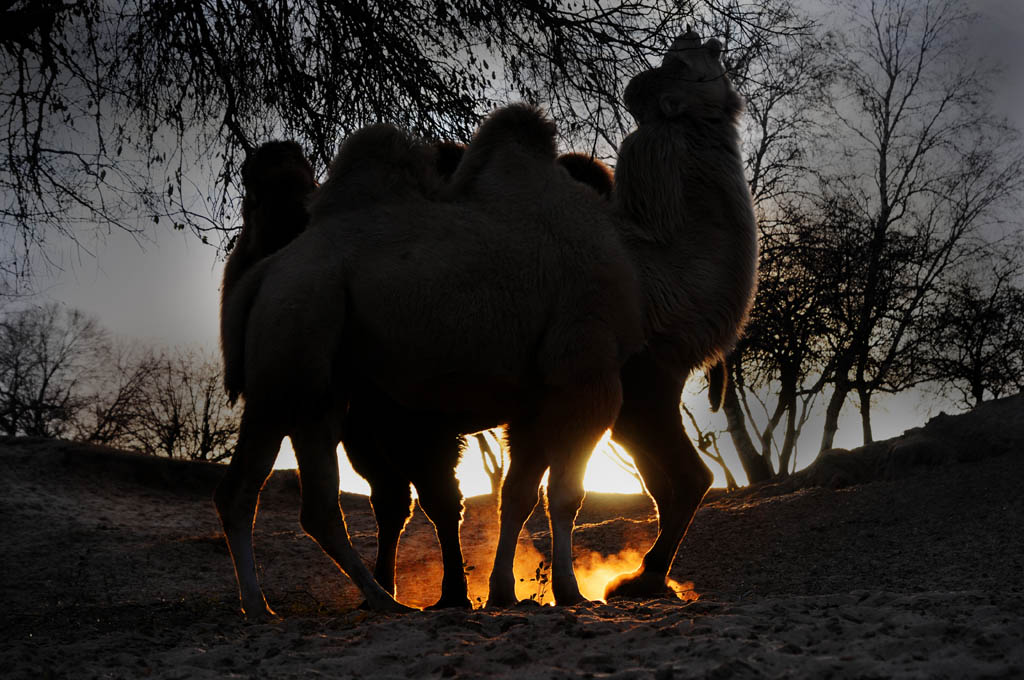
[15,0,1024,496]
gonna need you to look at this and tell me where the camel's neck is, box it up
[614,118,746,244]
[613,117,758,371]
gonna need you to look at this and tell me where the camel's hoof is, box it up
[378,599,419,614]
[604,569,673,600]
[424,596,473,611]
[242,604,280,622]
[552,589,593,606]
[485,593,519,609]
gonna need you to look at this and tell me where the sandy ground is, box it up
[1,395,1022,678]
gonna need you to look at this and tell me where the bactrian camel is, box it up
[217,28,755,615]
[219,139,622,616]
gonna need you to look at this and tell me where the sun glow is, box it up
[272,429,646,497]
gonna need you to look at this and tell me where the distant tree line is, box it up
[0,303,238,461]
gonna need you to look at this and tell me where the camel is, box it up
[219,137,620,616]
[218,138,414,618]
[218,27,754,614]
[220,139,476,614]
[476,31,754,605]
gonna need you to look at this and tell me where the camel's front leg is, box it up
[494,377,622,607]
[292,418,415,614]
[486,447,547,607]
[213,408,284,619]
[605,355,713,600]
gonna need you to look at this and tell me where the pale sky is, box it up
[18,0,1024,495]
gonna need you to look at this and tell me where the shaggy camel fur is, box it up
[346,145,619,609]
[219,29,754,613]
[219,139,624,615]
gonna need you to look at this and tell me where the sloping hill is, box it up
[0,396,1021,678]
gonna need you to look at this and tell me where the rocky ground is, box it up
[1,394,1022,678]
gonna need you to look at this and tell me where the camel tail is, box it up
[220,260,268,406]
[707,360,726,412]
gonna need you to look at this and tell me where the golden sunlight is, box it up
[273,430,647,497]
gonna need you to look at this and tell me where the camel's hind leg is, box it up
[291,417,415,613]
[544,376,623,605]
[604,354,713,600]
[213,407,284,619]
[486,443,548,607]
[406,430,471,610]
[489,376,622,607]
[345,416,414,597]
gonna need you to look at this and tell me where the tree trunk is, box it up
[819,382,849,452]
[722,371,774,484]
[777,391,798,476]
[858,388,873,445]
[971,380,985,409]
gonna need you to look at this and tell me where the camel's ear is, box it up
[658,92,687,118]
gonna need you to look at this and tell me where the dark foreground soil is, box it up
[1,395,1022,678]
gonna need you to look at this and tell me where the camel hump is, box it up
[446,104,560,197]
[310,123,440,219]
[557,153,614,198]
[472,103,558,158]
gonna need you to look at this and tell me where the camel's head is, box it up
[241,140,316,206]
[240,140,317,248]
[624,29,742,125]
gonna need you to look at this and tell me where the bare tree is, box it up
[606,439,644,489]
[72,340,162,445]
[124,348,239,461]
[0,303,107,437]
[681,403,739,491]
[921,254,1024,409]
[474,429,506,498]
[1,0,808,289]
[815,0,1024,450]
[704,0,835,483]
